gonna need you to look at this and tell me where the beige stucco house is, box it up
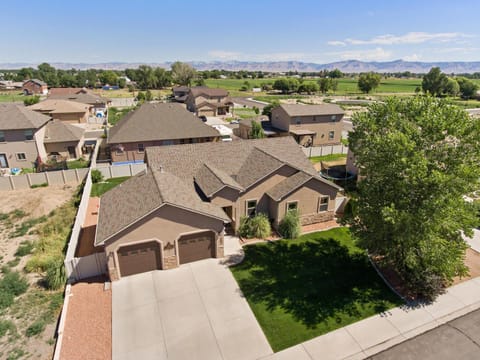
[95,137,343,279]
[29,99,91,124]
[48,88,110,116]
[108,102,220,164]
[0,104,49,169]
[185,87,233,117]
[43,120,85,160]
[271,104,344,146]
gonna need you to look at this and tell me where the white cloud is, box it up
[402,54,421,61]
[328,47,393,61]
[431,47,479,54]
[207,50,242,60]
[328,32,472,46]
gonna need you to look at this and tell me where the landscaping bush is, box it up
[405,269,446,302]
[0,291,14,310]
[45,258,66,290]
[0,320,15,338]
[91,169,104,183]
[238,213,271,239]
[25,320,46,337]
[278,210,301,239]
[14,240,34,257]
[0,271,29,296]
[30,182,48,189]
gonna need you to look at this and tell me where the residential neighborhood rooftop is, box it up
[107,102,220,144]
[0,103,50,130]
[29,99,91,114]
[43,119,84,143]
[189,86,229,98]
[279,103,345,116]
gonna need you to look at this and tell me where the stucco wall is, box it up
[45,140,82,159]
[52,112,88,124]
[0,128,43,169]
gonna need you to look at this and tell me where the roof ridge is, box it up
[149,168,165,203]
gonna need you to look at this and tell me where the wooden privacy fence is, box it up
[0,168,89,191]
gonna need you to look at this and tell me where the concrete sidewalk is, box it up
[259,277,480,360]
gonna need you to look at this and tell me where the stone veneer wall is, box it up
[300,211,334,225]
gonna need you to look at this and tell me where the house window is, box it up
[246,200,257,217]
[328,131,335,140]
[24,129,33,141]
[0,131,4,142]
[137,144,144,153]
[286,201,298,213]
[163,140,174,145]
[295,117,301,125]
[318,196,329,212]
[331,115,337,121]
[16,153,26,161]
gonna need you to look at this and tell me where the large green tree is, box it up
[457,77,479,99]
[171,61,196,86]
[348,96,480,300]
[357,72,381,93]
[422,67,448,96]
[249,120,265,139]
[273,78,299,94]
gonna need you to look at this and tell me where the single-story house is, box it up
[23,79,48,95]
[271,104,344,146]
[29,99,91,123]
[43,120,85,160]
[48,88,110,117]
[185,87,233,117]
[107,102,221,164]
[95,136,343,279]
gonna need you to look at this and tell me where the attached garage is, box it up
[178,231,215,265]
[117,241,162,277]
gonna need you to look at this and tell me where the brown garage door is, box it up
[178,231,215,265]
[118,241,162,277]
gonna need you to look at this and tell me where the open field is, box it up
[231,227,401,352]
[0,91,25,103]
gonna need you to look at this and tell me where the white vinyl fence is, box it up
[302,144,348,157]
[0,168,89,191]
[96,162,147,179]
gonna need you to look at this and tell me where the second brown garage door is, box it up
[117,241,162,277]
[178,231,215,265]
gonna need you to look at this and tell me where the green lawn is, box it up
[108,106,135,126]
[232,107,259,119]
[309,154,347,164]
[230,227,402,352]
[90,176,130,197]
[0,92,25,102]
[66,159,90,169]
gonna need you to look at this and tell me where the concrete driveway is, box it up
[112,259,272,360]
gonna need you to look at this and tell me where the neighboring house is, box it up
[108,102,220,164]
[185,86,233,117]
[237,116,285,139]
[22,79,48,95]
[43,120,85,160]
[271,104,344,146]
[29,99,91,123]
[172,86,190,103]
[0,80,23,90]
[95,137,342,279]
[48,88,110,117]
[0,104,49,169]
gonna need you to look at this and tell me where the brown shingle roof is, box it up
[194,163,242,197]
[48,92,110,105]
[145,137,341,192]
[0,103,50,130]
[279,103,344,117]
[107,102,220,144]
[189,86,229,98]
[43,120,84,143]
[266,171,313,201]
[29,99,90,114]
[25,79,46,86]
[48,87,88,96]
[95,169,229,245]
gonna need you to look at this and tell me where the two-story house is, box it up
[0,104,49,169]
[185,87,233,117]
[29,99,91,123]
[22,79,48,95]
[107,102,220,164]
[271,104,344,146]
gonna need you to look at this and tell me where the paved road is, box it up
[112,259,272,360]
[232,97,267,110]
[370,309,480,360]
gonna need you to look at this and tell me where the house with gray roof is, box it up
[271,103,344,146]
[43,120,85,160]
[95,137,343,279]
[185,86,233,117]
[107,102,220,164]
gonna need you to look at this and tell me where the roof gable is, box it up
[0,104,50,130]
[279,103,344,117]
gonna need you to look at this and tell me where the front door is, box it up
[67,146,76,159]
[0,154,8,168]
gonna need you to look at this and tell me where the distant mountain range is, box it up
[2,59,480,73]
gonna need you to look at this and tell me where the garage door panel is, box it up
[178,232,215,265]
[118,241,162,277]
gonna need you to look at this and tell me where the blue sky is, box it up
[2,0,479,64]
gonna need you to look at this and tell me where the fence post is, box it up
[109,166,113,179]
[45,171,50,186]
[9,176,15,190]
[75,169,79,182]
[61,170,66,184]
[26,173,32,187]
[129,164,133,176]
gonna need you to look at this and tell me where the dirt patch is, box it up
[453,248,480,285]
[60,278,111,360]
[0,185,77,359]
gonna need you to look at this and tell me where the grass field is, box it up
[231,227,401,352]
[309,154,347,164]
[91,177,130,197]
[0,91,25,103]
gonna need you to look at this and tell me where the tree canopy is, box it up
[347,96,480,300]
[249,120,265,139]
[421,67,449,96]
[171,61,196,86]
[273,78,299,94]
[357,72,381,93]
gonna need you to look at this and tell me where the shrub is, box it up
[25,320,46,337]
[0,320,15,338]
[405,269,446,302]
[0,271,29,296]
[238,213,271,239]
[91,169,103,184]
[0,291,14,310]
[15,240,34,257]
[278,210,301,239]
[23,95,40,106]
[45,258,66,290]
[30,182,48,189]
